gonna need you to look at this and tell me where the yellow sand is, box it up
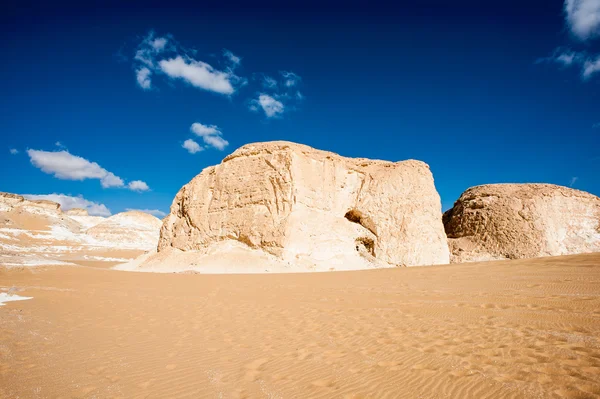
[1,253,600,398]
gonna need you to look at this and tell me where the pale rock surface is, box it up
[443,184,600,263]
[66,208,89,216]
[0,194,162,266]
[129,141,449,273]
[86,211,162,250]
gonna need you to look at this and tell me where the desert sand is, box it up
[1,253,600,398]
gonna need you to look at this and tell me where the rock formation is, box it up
[65,208,89,216]
[86,211,162,250]
[443,184,600,263]
[134,141,449,273]
[0,193,162,267]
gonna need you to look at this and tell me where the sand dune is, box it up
[1,253,599,398]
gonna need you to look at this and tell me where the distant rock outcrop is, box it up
[65,208,89,216]
[0,194,162,267]
[131,141,449,273]
[443,184,600,263]
[87,211,162,250]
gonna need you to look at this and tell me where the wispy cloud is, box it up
[259,74,278,89]
[583,55,600,79]
[126,208,167,218]
[223,49,241,67]
[280,71,301,87]
[136,67,152,90]
[9,148,18,155]
[131,31,244,95]
[593,122,600,128]
[182,138,203,154]
[570,176,579,187]
[27,149,149,191]
[23,193,111,216]
[538,49,600,79]
[190,123,229,150]
[250,94,285,118]
[565,0,600,41]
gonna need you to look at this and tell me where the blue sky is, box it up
[1,0,599,216]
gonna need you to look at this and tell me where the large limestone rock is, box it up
[151,141,449,272]
[443,184,600,263]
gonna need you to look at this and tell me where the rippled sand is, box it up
[1,253,600,398]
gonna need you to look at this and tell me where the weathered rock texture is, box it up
[87,211,162,250]
[443,184,600,263]
[0,193,162,267]
[153,141,449,272]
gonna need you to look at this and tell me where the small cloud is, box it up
[582,56,600,79]
[296,91,304,100]
[251,94,285,118]
[223,49,241,66]
[159,56,235,95]
[126,208,167,217]
[280,71,301,87]
[260,74,278,89]
[136,67,152,90]
[565,0,600,41]
[9,148,18,155]
[127,180,150,192]
[570,176,579,187]
[23,193,111,216]
[151,37,168,52]
[190,123,229,150]
[182,138,203,154]
[593,122,600,128]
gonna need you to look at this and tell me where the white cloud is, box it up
[280,71,301,87]
[582,56,600,78]
[127,180,150,192]
[570,176,579,187]
[23,193,112,216]
[190,123,229,150]
[126,208,167,217]
[9,148,18,155]
[202,135,229,150]
[27,149,125,188]
[251,94,285,118]
[27,149,147,191]
[151,37,168,51]
[136,67,152,89]
[159,56,235,95]
[261,75,278,89]
[182,138,203,154]
[593,122,600,128]
[223,49,241,66]
[565,0,600,41]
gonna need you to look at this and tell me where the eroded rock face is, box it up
[66,208,89,216]
[0,194,162,267]
[157,141,449,271]
[443,184,600,263]
[87,211,162,251]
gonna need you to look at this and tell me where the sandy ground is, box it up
[1,254,600,399]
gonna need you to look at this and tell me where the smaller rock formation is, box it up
[443,184,600,263]
[87,211,162,250]
[66,208,89,216]
[0,193,162,267]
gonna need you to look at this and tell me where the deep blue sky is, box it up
[1,0,599,215]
